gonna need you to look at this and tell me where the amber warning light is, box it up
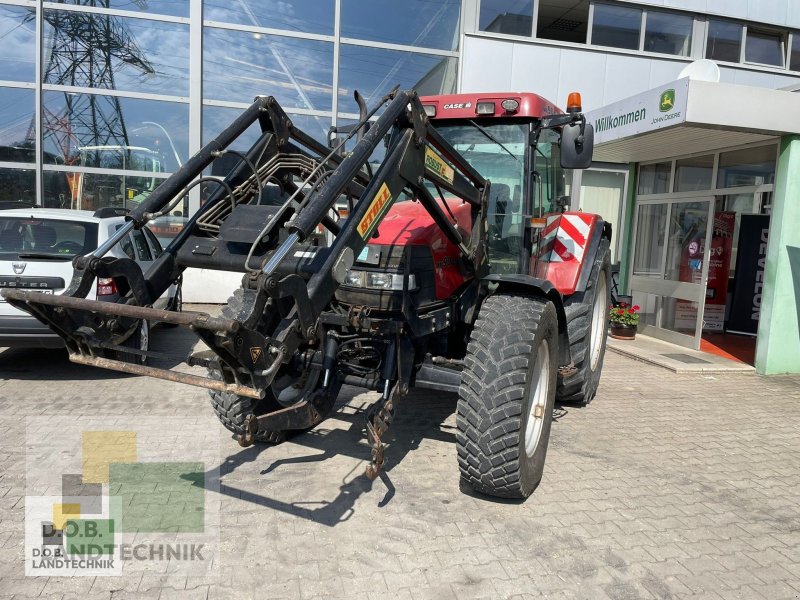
[566,92,582,113]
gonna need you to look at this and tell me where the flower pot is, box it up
[609,322,636,340]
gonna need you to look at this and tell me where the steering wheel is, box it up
[53,241,84,253]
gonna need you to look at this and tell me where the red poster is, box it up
[703,211,735,331]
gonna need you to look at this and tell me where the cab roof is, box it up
[420,92,564,120]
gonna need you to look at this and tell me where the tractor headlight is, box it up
[342,270,417,291]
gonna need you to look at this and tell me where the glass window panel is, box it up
[674,154,713,192]
[717,145,776,188]
[591,3,642,50]
[644,11,692,56]
[637,162,670,195]
[342,0,461,51]
[0,88,36,163]
[203,0,334,35]
[791,33,800,71]
[42,168,167,211]
[479,0,533,37]
[202,105,330,188]
[0,167,36,206]
[706,19,742,62]
[42,11,189,96]
[632,203,667,276]
[0,4,36,82]
[537,0,589,44]
[745,29,785,67]
[53,1,188,17]
[338,45,457,114]
[662,297,700,335]
[204,29,333,111]
[664,200,709,282]
[42,91,189,171]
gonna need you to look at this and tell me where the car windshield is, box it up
[433,121,529,273]
[0,217,99,261]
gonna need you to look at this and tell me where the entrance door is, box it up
[629,197,714,349]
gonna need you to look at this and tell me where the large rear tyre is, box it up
[556,238,611,405]
[457,294,558,499]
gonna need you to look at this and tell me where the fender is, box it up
[574,219,612,294]
[481,274,572,368]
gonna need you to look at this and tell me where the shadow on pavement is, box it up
[199,388,458,526]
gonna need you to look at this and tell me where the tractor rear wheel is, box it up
[457,294,558,499]
[556,238,611,404]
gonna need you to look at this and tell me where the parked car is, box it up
[0,207,181,360]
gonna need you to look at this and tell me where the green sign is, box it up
[659,89,675,113]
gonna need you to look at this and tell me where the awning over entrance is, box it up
[585,78,800,163]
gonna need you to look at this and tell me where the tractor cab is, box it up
[420,93,594,287]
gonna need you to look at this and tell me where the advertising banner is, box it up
[703,212,736,331]
[728,214,770,335]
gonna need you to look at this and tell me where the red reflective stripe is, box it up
[559,216,586,248]
[553,237,574,260]
[542,216,561,237]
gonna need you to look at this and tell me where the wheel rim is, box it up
[589,275,607,371]
[524,340,550,458]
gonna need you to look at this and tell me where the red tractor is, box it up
[5,88,610,499]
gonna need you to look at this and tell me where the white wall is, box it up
[183,268,241,304]
[460,36,800,111]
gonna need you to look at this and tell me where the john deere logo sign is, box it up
[659,89,675,112]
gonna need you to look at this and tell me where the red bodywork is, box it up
[420,92,562,120]
[533,212,603,296]
[371,199,473,300]
[368,92,598,300]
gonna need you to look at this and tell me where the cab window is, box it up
[533,128,566,217]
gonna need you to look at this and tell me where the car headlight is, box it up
[342,270,417,291]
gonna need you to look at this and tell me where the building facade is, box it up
[1,0,799,372]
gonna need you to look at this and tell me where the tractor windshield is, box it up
[434,121,528,273]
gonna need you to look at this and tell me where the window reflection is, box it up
[706,20,742,63]
[479,0,533,37]
[745,29,785,67]
[0,88,36,162]
[52,1,188,17]
[674,154,713,192]
[204,28,334,110]
[592,3,641,50]
[203,0,334,35]
[338,46,457,114]
[717,145,776,188]
[42,91,188,171]
[0,4,36,82]
[644,11,692,56]
[0,168,36,206]
[42,10,189,96]
[341,0,461,51]
[41,168,169,211]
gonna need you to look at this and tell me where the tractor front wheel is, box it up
[556,238,611,404]
[457,294,558,499]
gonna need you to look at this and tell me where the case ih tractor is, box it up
[4,88,611,499]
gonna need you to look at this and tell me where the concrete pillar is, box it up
[755,135,800,374]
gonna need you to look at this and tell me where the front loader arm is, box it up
[2,89,488,401]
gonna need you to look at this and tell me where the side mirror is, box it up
[560,122,594,169]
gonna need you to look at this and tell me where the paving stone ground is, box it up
[1,321,799,599]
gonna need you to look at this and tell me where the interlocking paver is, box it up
[2,321,800,599]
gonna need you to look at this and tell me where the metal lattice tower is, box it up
[33,1,154,163]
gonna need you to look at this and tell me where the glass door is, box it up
[629,197,714,349]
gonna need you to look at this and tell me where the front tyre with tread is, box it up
[556,238,611,405]
[457,294,558,499]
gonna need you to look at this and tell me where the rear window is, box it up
[0,217,99,260]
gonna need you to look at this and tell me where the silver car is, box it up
[0,207,180,360]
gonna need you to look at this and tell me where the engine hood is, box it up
[370,199,473,246]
